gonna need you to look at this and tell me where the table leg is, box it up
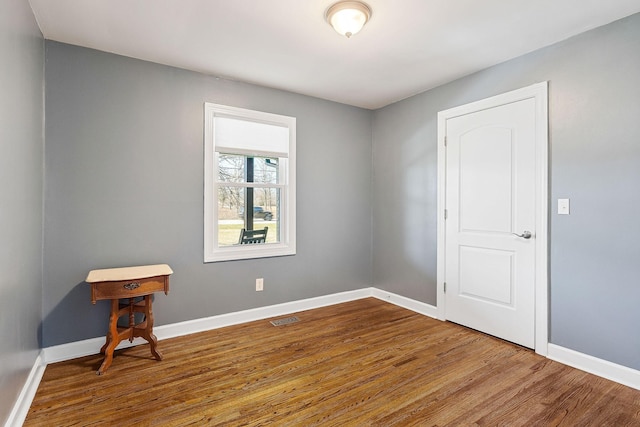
[97,299,120,375]
[143,295,163,361]
[99,333,110,355]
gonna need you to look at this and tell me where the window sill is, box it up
[204,244,295,263]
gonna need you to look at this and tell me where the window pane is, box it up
[253,157,279,185]
[217,187,281,246]
[218,154,280,184]
[218,154,245,183]
[217,187,245,247]
[249,187,280,227]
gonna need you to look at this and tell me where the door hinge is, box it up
[444,136,447,147]
[444,282,447,293]
[444,209,448,220]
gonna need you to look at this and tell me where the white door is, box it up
[442,93,542,348]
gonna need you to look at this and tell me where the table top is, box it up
[86,264,173,283]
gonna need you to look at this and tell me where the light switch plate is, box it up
[558,198,570,215]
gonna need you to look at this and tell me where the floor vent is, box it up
[270,316,300,326]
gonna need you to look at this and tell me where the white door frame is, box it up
[436,82,549,356]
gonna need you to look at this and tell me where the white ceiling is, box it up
[29,0,640,109]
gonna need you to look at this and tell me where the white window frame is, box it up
[204,103,296,262]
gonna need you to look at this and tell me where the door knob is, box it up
[512,231,532,239]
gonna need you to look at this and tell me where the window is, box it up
[204,103,296,262]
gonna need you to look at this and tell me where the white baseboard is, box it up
[155,288,373,341]
[43,288,440,364]
[43,288,374,364]
[4,351,46,427]
[370,288,439,319]
[547,343,640,391]
[43,336,112,365]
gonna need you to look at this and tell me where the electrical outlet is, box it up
[256,278,264,291]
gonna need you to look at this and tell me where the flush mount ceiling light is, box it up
[326,1,372,38]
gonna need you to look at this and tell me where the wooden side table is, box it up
[86,264,172,375]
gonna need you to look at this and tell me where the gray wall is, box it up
[43,41,373,347]
[372,13,640,370]
[0,0,44,423]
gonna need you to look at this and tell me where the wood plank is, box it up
[24,298,640,426]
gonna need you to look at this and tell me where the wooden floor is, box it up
[25,298,640,426]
